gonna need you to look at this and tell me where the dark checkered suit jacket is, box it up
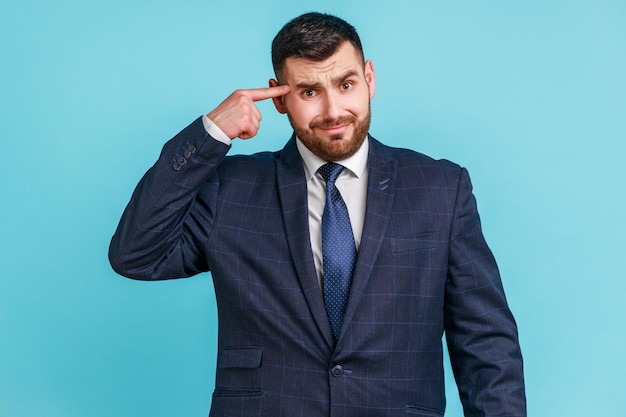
[109,117,526,417]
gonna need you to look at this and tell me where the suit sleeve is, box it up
[108,117,230,280]
[444,168,526,417]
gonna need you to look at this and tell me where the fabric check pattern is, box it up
[318,162,357,340]
[110,120,527,415]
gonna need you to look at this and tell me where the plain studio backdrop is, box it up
[1,1,624,416]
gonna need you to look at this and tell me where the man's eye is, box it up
[303,90,316,97]
[341,82,353,91]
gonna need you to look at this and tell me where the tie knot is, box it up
[318,163,344,185]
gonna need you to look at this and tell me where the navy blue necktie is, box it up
[318,163,357,340]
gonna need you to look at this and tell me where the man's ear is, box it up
[364,60,376,100]
[269,79,287,114]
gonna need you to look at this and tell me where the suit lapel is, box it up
[276,136,335,349]
[339,137,397,342]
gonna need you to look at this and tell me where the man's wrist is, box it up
[202,115,231,145]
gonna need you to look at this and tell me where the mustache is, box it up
[310,115,356,129]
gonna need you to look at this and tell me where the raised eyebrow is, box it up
[295,70,360,90]
[334,70,359,85]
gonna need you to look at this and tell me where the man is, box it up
[109,12,526,417]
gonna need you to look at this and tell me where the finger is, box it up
[250,101,262,122]
[239,122,260,140]
[246,85,291,102]
[238,99,262,123]
[239,113,261,139]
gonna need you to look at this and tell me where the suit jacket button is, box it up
[331,365,344,378]
[173,163,181,171]
[177,157,187,165]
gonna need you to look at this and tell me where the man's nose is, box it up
[321,92,341,120]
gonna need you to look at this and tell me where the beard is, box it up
[288,105,371,162]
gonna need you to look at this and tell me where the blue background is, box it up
[1,1,624,416]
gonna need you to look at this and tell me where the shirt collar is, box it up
[296,135,369,182]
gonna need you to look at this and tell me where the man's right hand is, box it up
[206,85,291,140]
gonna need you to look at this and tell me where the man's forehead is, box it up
[282,43,364,83]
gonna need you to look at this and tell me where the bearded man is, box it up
[110,12,526,417]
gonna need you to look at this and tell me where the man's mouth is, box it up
[311,116,355,135]
[319,124,349,135]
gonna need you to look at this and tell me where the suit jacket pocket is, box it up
[210,389,263,417]
[404,405,443,416]
[218,347,263,369]
[391,232,439,253]
[215,347,263,393]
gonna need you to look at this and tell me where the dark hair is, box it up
[271,12,364,81]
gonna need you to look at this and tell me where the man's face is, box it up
[271,42,376,161]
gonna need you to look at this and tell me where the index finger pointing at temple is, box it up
[246,85,291,102]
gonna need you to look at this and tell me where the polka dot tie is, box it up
[318,163,357,340]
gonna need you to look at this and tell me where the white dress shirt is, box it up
[202,115,369,286]
[295,138,368,285]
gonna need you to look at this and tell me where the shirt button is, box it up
[331,365,344,378]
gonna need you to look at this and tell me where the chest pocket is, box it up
[390,231,439,253]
